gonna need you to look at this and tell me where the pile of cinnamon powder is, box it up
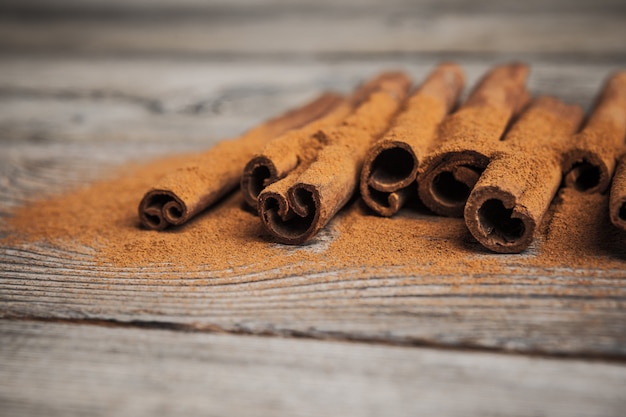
[2,151,625,279]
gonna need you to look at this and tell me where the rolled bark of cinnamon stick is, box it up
[359,63,465,216]
[562,71,626,194]
[257,72,412,244]
[417,63,530,217]
[138,93,344,230]
[464,97,583,253]
[609,153,626,231]
[241,97,354,207]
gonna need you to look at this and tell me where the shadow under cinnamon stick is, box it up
[465,97,583,253]
[137,92,344,230]
[257,72,412,244]
[359,63,465,217]
[417,63,530,218]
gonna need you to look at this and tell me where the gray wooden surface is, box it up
[2,320,625,417]
[1,0,626,416]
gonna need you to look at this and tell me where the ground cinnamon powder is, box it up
[2,150,625,277]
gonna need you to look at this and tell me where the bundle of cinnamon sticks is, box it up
[138,63,626,253]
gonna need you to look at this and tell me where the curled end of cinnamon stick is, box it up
[563,71,626,194]
[610,196,626,231]
[360,141,418,216]
[609,155,626,231]
[418,150,491,217]
[138,190,188,230]
[465,186,535,253]
[562,149,609,194]
[258,183,321,245]
[241,156,280,207]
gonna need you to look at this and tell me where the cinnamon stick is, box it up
[257,72,412,244]
[241,97,354,207]
[417,63,530,217]
[562,71,626,193]
[609,153,626,231]
[464,97,583,253]
[359,63,465,216]
[138,93,343,230]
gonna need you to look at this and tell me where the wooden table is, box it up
[1,1,625,415]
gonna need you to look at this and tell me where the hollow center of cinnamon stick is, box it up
[143,213,162,229]
[431,168,477,205]
[477,199,525,243]
[568,160,601,192]
[141,193,173,229]
[619,203,626,221]
[165,204,183,221]
[370,148,415,187]
[249,165,272,200]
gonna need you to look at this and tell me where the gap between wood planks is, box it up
[2,51,626,66]
[5,315,626,364]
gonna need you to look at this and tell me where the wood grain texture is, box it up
[1,13,625,57]
[1,320,625,417]
[0,0,624,58]
[0,58,623,144]
[0,142,206,213]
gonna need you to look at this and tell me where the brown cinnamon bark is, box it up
[138,93,343,230]
[257,72,412,244]
[417,63,530,217]
[464,97,583,253]
[241,97,354,207]
[609,153,626,231]
[562,71,626,193]
[359,63,465,216]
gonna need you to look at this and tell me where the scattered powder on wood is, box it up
[2,151,625,279]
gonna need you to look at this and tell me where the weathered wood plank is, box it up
[0,58,622,143]
[0,142,206,211]
[0,58,337,142]
[0,12,624,57]
[0,96,263,144]
[1,319,624,417]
